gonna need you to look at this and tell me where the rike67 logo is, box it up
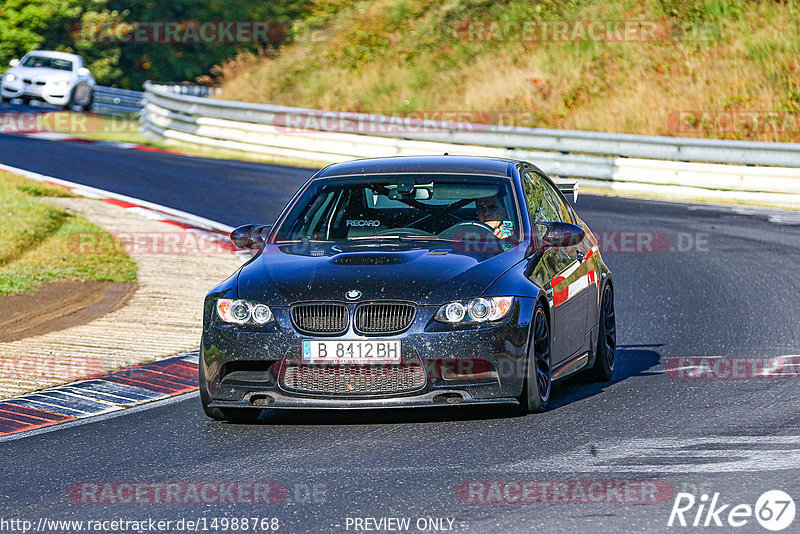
[668,490,795,531]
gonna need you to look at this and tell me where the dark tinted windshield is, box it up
[21,56,74,71]
[274,174,521,248]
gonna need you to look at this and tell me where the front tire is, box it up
[518,302,552,413]
[199,358,262,423]
[587,284,616,382]
[67,85,92,111]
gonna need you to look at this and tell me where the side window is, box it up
[522,172,572,223]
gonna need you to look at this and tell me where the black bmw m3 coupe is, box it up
[200,156,615,421]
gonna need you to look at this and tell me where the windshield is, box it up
[21,55,74,71]
[273,174,521,250]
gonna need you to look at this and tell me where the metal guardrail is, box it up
[141,82,800,168]
[140,82,800,208]
[92,84,218,114]
[147,83,221,98]
[91,86,143,114]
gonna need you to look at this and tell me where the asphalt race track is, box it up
[1,131,799,533]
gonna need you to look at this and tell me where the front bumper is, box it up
[1,81,71,105]
[201,297,536,409]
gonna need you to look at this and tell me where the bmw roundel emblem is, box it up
[345,289,362,300]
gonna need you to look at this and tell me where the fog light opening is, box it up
[438,358,495,380]
[433,393,463,405]
[250,395,274,406]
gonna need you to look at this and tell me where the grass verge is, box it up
[0,172,137,295]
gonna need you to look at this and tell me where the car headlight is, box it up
[216,298,273,325]
[53,80,70,87]
[435,297,514,324]
[4,73,16,82]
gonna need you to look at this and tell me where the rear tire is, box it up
[199,358,262,423]
[517,303,552,413]
[587,284,616,382]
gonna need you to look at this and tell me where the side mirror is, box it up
[77,67,91,77]
[9,59,19,67]
[528,222,585,255]
[540,222,585,248]
[230,224,270,249]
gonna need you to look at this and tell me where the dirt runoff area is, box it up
[0,196,243,399]
[0,280,137,343]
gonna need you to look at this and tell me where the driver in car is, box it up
[476,195,514,239]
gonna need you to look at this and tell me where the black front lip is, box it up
[208,390,519,409]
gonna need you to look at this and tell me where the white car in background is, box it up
[0,50,95,110]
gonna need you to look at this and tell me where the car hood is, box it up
[236,242,527,306]
[7,67,74,83]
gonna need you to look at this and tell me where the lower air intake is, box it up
[281,361,425,395]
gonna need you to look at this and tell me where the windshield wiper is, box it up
[275,239,335,244]
[399,235,462,242]
[346,235,405,241]
[347,235,460,243]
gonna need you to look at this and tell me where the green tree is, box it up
[0,0,312,89]
[107,0,312,88]
[0,0,125,83]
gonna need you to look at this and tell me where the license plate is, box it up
[302,340,400,364]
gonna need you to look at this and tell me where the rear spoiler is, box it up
[554,180,579,202]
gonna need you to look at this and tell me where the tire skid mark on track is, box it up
[0,351,199,438]
[492,435,800,474]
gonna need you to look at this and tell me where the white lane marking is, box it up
[125,206,167,220]
[495,436,800,474]
[0,162,234,233]
[19,132,80,141]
